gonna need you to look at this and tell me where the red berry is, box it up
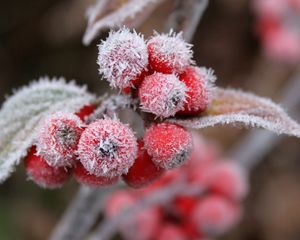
[74,162,118,187]
[98,28,148,89]
[206,162,248,200]
[157,224,188,240]
[123,140,165,188]
[78,118,138,178]
[36,112,84,167]
[173,196,198,217]
[191,195,241,236]
[178,66,216,115]
[75,104,96,121]
[144,123,192,169]
[25,146,71,189]
[105,190,135,217]
[147,31,193,74]
[138,73,187,118]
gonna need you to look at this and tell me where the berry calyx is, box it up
[147,31,194,74]
[144,123,192,169]
[138,72,187,118]
[178,66,216,115]
[98,28,148,89]
[122,140,165,188]
[25,146,71,189]
[74,162,118,187]
[36,112,84,167]
[77,118,138,178]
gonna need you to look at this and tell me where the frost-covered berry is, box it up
[206,162,248,200]
[77,118,138,178]
[98,28,148,89]
[178,66,216,115]
[191,195,241,236]
[25,146,71,189]
[157,224,188,240]
[123,140,165,188]
[36,112,84,167]
[147,31,194,74]
[74,162,119,187]
[75,104,96,121]
[144,123,192,169]
[138,72,187,118]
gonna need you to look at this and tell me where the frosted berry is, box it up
[144,123,192,169]
[123,140,165,188]
[25,146,71,189]
[77,118,138,178]
[75,104,96,121]
[97,28,148,89]
[36,112,84,167]
[105,191,135,217]
[147,31,194,74]
[74,162,118,187]
[206,162,249,200]
[178,66,216,115]
[157,224,188,240]
[138,73,187,118]
[191,195,241,236]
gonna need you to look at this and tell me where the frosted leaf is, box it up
[0,77,96,183]
[83,0,165,45]
[170,87,300,137]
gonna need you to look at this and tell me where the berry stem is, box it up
[50,185,120,240]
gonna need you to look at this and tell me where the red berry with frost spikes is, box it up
[122,139,165,188]
[75,104,96,121]
[97,28,148,89]
[147,31,194,74]
[77,118,138,178]
[25,146,71,189]
[206,162,249,200]
[191,195,241,236]
[144,123,192,169]
[74,162,118,187]
[157,224,188,240]
[138,73,188,118]
[178,66,216,115]
[36,112,84,167]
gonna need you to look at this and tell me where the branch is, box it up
[49,185,119,240]
[165,0,209,42]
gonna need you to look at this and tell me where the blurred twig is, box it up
[228,70,300,171]
[165,0,209,42]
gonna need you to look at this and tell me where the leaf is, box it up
[83,0,165,45]
[169,87,300,137]
[0,77,96,183]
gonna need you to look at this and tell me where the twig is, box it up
[49,185,118,240]
[228,70,300,171]
[165,0,209,42]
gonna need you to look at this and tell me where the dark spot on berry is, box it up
[99,138,118,157]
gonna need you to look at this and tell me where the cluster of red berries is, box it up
[24,105,193,189]
[253,0,300,63]
[105,133,248,240]
[98,28,216,117]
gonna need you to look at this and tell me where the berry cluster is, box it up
[253,0,300,63]
[25,109,193,188]
[105,133,248,240]
[24,28,218,189]
[98,28,215,117]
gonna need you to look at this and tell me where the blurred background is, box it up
[0,0,300,239]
